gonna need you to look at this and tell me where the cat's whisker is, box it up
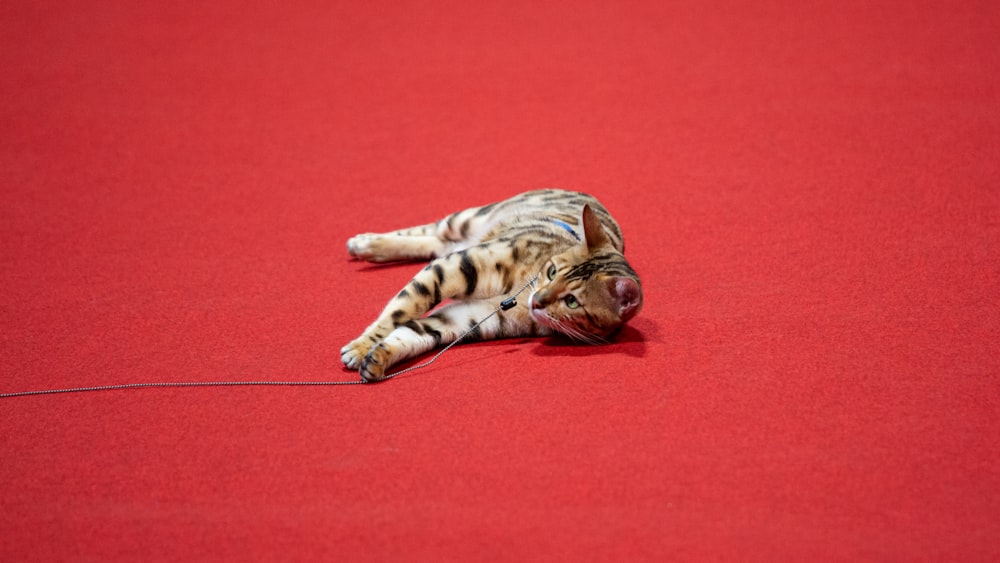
[549,317,606,346]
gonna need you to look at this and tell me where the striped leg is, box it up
[346,221,444,263]
[340,243,531,373]
[358,295,547,381]
[346,202,499,263]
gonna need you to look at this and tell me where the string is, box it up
[0,275,538,399]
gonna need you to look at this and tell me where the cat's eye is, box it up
[547,264,557,280]
[564,295,580,309]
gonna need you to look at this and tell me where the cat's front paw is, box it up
[360,342,391,382]
[340,336,375,371]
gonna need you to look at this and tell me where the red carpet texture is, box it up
[2,1,998,560]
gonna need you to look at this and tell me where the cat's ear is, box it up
[607,277,642,322]
[582,204,611,252]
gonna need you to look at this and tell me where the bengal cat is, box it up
[341,189,642,381]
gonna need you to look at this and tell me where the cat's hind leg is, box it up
[346,202,499,263]
[347,222,445,263]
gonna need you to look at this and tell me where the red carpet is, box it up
[3,1,998,560]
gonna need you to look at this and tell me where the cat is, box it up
[341,189,643,381]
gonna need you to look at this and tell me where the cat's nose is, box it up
[530,293,547,309]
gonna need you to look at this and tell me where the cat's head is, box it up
[528,205,643,342]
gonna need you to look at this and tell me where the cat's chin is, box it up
[529,306,614,344]
[528,307,555,330]
[529,307,568,336]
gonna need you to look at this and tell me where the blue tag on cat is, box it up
[550,219,581,241]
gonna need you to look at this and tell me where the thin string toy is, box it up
[0,276,539,399]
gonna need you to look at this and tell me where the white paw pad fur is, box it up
[340,338,373,370]
[346,234,380,260]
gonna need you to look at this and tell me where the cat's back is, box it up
[479,189,625,252]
